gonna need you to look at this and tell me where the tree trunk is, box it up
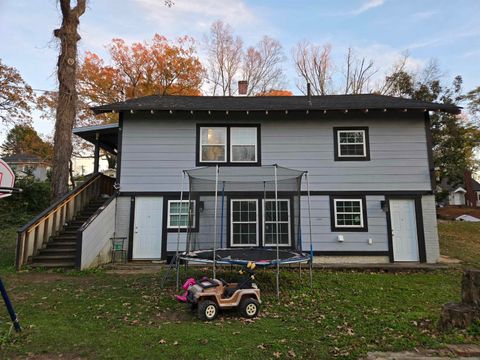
[105,153,117,169]
[462,269,480,306]
[439,302,479,331]
[51,0,86,201]
[439,269,480,330]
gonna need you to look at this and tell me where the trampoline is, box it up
[180,248,310,267]
[170,165,314,299]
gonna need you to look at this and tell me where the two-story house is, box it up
[16,94,460,270]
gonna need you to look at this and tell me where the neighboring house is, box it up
[2,153,50,181]
[71,156,109,177]
[442,172,480,207]
[16,94,461,269]
[449,187,467,206]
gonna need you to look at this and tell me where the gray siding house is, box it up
[69,94,459,267]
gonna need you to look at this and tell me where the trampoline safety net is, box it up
[174,165,312,267]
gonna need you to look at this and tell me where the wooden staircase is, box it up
[29,197,109,268]
[16,174,116,270]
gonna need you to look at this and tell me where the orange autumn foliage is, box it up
[40,35,205,128]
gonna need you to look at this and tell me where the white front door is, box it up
[133,197,163,259]
[390,199,419,262]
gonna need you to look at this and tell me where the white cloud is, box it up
[133,0,258,32]
[350,0,385,16]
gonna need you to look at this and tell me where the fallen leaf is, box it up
[273,352,281,358]
[257,344,266,350]
[287,349,296,358]
[158,339,167,344]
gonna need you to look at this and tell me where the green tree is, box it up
[381,63,480,187]
[0,169,51,225]
[1,124,53,160]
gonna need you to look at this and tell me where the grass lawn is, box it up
[0,221,479,359]
[439,221,480,267]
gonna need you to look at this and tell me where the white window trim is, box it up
[262,199,291,247]
[199,127,227,163]
[167,200,196,229]
[230,199,259,247]
[333,198,364,228]
[230,127,258,163]
[337,130,366,158]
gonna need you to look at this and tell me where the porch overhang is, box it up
[73,124,119,155]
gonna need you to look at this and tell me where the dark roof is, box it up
[73,124,118,153]
[473,179,480,191]
[92,94,461,114]
[2,153,47,164]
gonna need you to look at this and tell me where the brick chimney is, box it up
[464,170,476,207]
[238,80,248,96]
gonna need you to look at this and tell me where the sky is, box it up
[0,0,479,140]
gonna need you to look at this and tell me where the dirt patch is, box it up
[437,206,480,220]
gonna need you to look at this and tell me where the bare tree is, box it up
[293,41,332,95]
[242,36,285,95]
[204,21,243,96]
[51,0,86,201]
[343,47,377,94]
[376,53,410,95]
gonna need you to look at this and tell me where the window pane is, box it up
[231,128,256,162]
[231,127,256,145]
[231,200,257,245]
[202,145,225,162]
[339,131,363,144]
[335,200,362,227]
[340,144,364,156]
[201,127,226,145]
[232,145,256,162]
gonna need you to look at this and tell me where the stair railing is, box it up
[15,173,115,270]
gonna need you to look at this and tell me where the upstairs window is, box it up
[334,127,370,161]
[200,127,227,163]
[231,127,257,162]
[197,125,260,165]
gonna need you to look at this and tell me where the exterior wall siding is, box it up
[300,195,388,252]
[114,196,131,239]
[114,110,439,263]
[80,198,116,269]
[120,112,430,193]
[421,195,440,263]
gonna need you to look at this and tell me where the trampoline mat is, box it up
[181,248,309,266]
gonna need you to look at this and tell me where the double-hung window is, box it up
[330,196,367,231]
[167,200,195,229]
[230,199,258,246]
[200,127,227,163]
[230,127,257,162]
[198,125,259,165]
[263,199,291,246]
[334,127,370,161]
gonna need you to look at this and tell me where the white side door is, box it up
[133,197,163,259]
[389,199,419,262]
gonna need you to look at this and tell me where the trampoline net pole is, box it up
[275,165,280,300]
[175,171,185,290]
[306,172,313,289]
[213,165,219,279]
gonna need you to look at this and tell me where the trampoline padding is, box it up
[180,248,310,266]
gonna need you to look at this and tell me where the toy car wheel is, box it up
[239,297,260,318]
[198,300,218,321]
